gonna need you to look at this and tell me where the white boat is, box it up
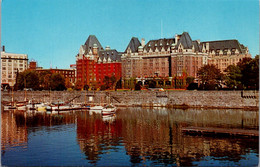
[46,105,70,111]
[102,104,116,115]
[102,114,116,122]
[90,105,104,110]
[3,105,17,110]
[17,105,27,110]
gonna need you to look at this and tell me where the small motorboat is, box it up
[102,104,116,115]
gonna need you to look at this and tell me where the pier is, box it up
[182,126,259,138]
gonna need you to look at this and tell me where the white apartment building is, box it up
[1,50,28,86]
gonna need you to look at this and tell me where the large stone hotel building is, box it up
[74,32,250,89]
[121,32,250,86]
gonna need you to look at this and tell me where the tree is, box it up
[197,64,223,90]
[74,80,83,91]
[16,70,40,90]
[134,82,141,90]
[39,71,52,90]
[110,75,117,89]
[50,73,66,91]
[237,56,259,89]
[186,76,195,85]
[115,79,122,90]
[65,78,73,89]
[224,65,242,89]
[84,84,89,91]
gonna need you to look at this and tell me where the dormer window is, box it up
[223,49,227,55]
[155,43,157,46]
[231,48,235,55]
[216,50,220,56]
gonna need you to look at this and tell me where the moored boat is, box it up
[90,105,104,110]
[102,104,116,115]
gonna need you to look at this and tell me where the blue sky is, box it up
[2,0,259,69]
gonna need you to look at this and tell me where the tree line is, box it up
[12,56,258,91]
[15,70,67,91]
[194,55,259,90]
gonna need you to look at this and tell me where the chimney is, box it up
[105,46,111,50]
[206,42,209,51]
[141,38,145,47]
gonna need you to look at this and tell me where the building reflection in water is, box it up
[76,108,258,166]
[1,108,258,166]
[1,110,76,156]
[1,111,28,155]
[76,111,121,164]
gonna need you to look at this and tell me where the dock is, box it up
[182,126,259,138]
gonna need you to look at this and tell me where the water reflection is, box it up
[76,111,122,164]
[1,111,28,154]
[1,110,76,154]
[1,108,259,166]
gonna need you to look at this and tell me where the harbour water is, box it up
[1,108,259,166]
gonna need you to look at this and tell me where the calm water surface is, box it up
[1,108,259,166]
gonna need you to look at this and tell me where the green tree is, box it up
[50,73,66,91]
[237,56,259,89]
[16,70,40,90]
[224,65,242,89]
[197,64,223,90]
[39,71,52,90]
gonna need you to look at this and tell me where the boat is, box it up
[3,105,17,110]
[102,104,116,115]
[90,105,104,110]
[102,114,116,122]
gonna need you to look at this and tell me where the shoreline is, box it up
[1,90,259,110]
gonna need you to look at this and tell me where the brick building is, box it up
[76,35,122,89]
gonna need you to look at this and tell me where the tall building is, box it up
[121,32,207,87]
[76,35,103,87]
[121,37,142,79]
[1,47,28,87]
[76,35,122,89]
[121,32,250,88]
[171,32,208,78]
[95,47,122,86]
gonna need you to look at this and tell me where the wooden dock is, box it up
[182,126,259,138]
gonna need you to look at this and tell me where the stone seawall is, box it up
[1,90,259,109]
